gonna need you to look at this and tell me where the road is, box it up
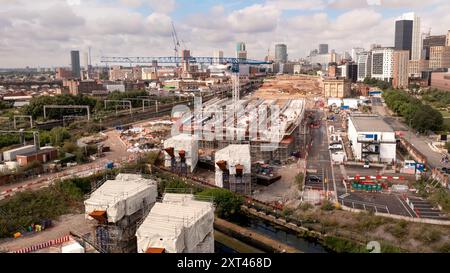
[305,109,339,199]
[0,214,95,252]
[372,97,447,169]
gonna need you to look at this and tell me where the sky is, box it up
[0,0,450,68]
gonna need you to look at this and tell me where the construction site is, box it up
[251,75,323,100]
[120,119,173,154]
[83,173,214,253]
[158,74,323,196]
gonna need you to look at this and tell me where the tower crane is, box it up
[171,21,181,67]
[100,56,272,108]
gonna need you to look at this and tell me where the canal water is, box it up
[215,216,328,253]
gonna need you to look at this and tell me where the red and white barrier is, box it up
[11,235,71,253]
[0,157,136,200]
[347,175,405,181]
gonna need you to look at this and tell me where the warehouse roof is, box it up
[350,115,394,133]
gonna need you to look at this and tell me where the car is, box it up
[307,175,322,183]
[329,143,343,150]
[363,161,370,168]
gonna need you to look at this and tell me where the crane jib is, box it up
[100,56,271,66]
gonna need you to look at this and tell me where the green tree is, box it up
[22,94,97,119]
[196,188,243,220]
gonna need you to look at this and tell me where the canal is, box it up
[215,215,327,253]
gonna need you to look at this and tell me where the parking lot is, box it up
[339,191,416,216]
[304,103,448,220]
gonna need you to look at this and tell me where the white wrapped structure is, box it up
[136,194,214,253]
[61,242,85,253]
[84,174,158,223]
[215,144,251,188]
[163,134,198,173]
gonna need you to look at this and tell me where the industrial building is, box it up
[215,144,251,195]
[136,193,214,253]
[84,173,158,253]
[163,134,199,174]
[3,145,36,161]
[347,115,396,163]
[16,146,57,166]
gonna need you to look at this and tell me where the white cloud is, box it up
[227,4,280,33]
[1,0,450,67]
[147,0,175,14]
[119,0,143,8]
[266,0,326,10]
[334,9,382,31]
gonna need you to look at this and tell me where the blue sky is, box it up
[1,0,449,67]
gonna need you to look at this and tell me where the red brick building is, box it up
[16,147,58,167]
[56,68,73,80]
[63,79,105,95]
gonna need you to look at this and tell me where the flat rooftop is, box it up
[350,115,394,133]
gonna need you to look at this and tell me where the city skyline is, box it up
[1,0,450,68]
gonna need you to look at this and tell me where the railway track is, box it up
[34,97,203,132]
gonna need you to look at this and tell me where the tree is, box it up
[411,105,443,133]
[22,94,97,119]
[383,89,443,133]
[0,101,12,110]
[47,127,70,147]
[196,188,243,220]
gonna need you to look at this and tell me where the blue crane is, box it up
[100,55,272,106]
[100,56,271,73]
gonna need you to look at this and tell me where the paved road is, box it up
[305,109,340,198]
[372,97,447,169]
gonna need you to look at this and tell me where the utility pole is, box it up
[409,118,412,144]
